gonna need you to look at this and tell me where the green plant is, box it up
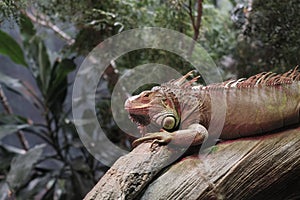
[0,15,106,199]
[234,0,300,76]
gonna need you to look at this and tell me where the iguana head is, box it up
[125,86,181,132]
[124,71,202,134]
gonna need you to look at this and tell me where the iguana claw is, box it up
[132,132,174,148]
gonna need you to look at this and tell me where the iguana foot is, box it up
[132,132,174,148]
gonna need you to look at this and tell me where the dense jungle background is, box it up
[0,0,299,199]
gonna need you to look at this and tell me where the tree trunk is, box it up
[84,127,300,200]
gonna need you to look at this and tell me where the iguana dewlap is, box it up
[124,67,300,147]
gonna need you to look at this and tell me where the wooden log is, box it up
[84,126,300,200]
[142,127,300,199]
[83,142,184,199]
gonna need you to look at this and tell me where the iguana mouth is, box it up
[125,107,149,115]
[125,97,151,126]
[128,114,150,126]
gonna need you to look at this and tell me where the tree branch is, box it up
[185,0,203,55]
[187,0,203,41]
[84,127,300,199]
[20,9,75,45]
[193,0,203,41]
[187,0,196,32]
[84,143,184,199]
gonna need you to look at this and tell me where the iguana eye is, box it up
[162,115,176,130]
[143,93,150,97]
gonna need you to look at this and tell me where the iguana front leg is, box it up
[132,124,208,148]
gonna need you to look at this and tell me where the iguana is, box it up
[124,67,300,147]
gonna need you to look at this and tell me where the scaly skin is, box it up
[124,68,300,147]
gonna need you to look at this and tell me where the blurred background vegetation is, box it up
[0,0,299,199]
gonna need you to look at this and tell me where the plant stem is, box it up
[0,85,29,151]
[20,9,75,45]
[0,85,12,114]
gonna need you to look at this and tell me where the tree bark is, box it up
[83,142,185,199]
[84,126,300,200]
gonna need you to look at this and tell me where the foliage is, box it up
[0,1,239,198]
[32,0,233,59]
[0,0,298,199]
[234,0,300,76]
[0,30,27,66]
[0,0,26,23]
[200,3,237,67]
[0,15,108,199]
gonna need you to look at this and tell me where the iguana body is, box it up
[125,68,300,147]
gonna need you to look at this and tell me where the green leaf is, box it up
[0,142,26,155]
[19,14,51,95]
[0,72,23,89]
[54,179,66,199]
[0,124,30,140]
[51,58,76,89]
[0,114,28,125]
[0,72,41,109]
[0,72,26,98]
[0,30,27,67]
[19,14,36,42]
[6,144,45,191]
[37,41,51,94]
[17,175,55,200]
[46,58,76,116]
[0,145,18,172]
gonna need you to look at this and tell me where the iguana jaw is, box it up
[124,88,181,132]
[124,96,151,126]
[124,102,150,115]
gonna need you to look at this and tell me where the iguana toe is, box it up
[132,132,173,147]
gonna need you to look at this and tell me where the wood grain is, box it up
[84,127,300,200]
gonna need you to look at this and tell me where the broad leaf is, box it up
[0,72,38,106]
[0,142,26,155]
[51,58,76,90]
[0,30,28,67]
[19,14,51,95]
[17,175,55,200]
[0,114,28,125]
[47,58,76,116]
[6,144,45,191]
[54,179,66,200]
[36,40,51,95]
[19,14,36,42]
[0,72,23,89]
[0,71,26,100]
[0,124,30,140]
[0,145,18,172]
